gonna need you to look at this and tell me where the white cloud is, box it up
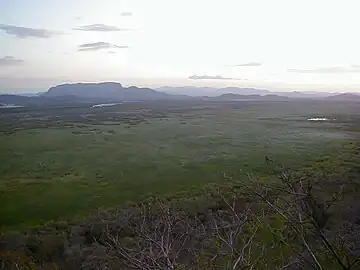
[73,24,132,32]
[232,62,262,67]
[189,75,241,80]
[0,24,61,38]
[0,56,24,66]
[78,42,128,51]
[120,12,132,16]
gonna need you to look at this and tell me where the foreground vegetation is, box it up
[0,142,359,269]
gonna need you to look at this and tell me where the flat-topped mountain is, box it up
[43,82,171,101]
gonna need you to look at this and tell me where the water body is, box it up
[0,104,24,108]
[307,118,330,121]
[92,103,120,108]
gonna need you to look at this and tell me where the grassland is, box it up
[0,100,359,231]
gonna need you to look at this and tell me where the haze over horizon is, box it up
[1,0,360,93]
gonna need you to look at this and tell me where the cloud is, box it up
[287,66,360,74]
[78,42,128,51]
[0,24,61,38]
[233,62,262,67]
[0,56,24,66]
[73,24,132,32]
[189,75,241,80]
[120,12,132,16]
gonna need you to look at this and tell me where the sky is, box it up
[1,0,360,93]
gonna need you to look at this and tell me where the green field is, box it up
[1,100,359,231]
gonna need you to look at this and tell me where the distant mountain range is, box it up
[324,93,360,101]
[156,86,345,98]
[211,93,289,101]
[1,82,359,107]
[157,86,270,97]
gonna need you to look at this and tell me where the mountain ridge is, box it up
[43,82,171,101]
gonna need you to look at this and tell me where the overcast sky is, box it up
[1,0,360,92]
